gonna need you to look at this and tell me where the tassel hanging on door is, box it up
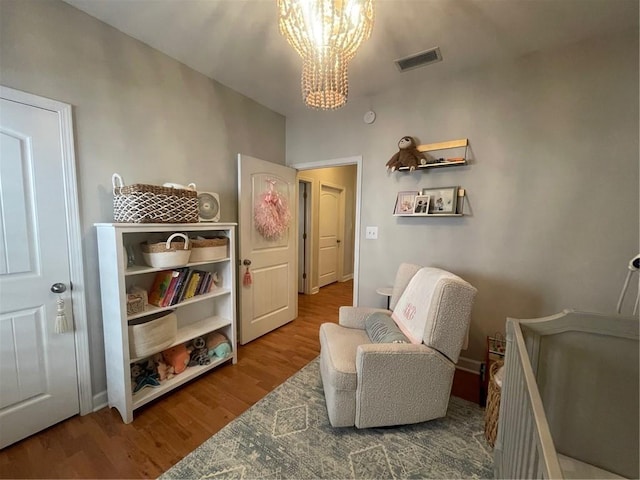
[54,296,71,334]
[243,267,252,287]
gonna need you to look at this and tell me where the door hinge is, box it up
[302,273,307,279]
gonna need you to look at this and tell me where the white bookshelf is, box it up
[95,222,237,423]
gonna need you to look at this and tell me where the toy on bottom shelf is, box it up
[161,344,190,374]
[188,337,211,367]
[206,331,232,359]
[130,360,160,394]
[153,353,175,381]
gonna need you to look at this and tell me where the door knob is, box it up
[243,259,252,266]
[51,283,67,294]
[336,239,341,243]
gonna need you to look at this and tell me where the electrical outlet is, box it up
[365,226,378,239]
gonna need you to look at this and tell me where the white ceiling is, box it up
[63,0,638,117]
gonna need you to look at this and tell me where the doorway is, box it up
[292,156,361,305]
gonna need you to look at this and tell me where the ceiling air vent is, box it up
[395,47,442,72]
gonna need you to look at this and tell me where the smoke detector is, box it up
[395,47,443,72]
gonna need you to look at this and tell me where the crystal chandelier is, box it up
[277,0,374,110]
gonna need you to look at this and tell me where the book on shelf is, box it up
[161,269,183,307]
[174,269,194,305]
[148,270,174,306]
[165,267,189,306]
[193,270,210,296]
[184,271,201,300]
[202,272,213,294]
[200,273,212,294]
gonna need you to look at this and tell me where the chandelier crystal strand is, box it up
[278,0,374,110]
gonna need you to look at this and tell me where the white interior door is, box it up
[0,98,80,448]
[318,184,342,288]
[237,154,297,344]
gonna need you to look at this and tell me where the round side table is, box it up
[376,287,393,310]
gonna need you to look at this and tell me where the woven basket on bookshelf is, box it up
[484,359,504,448]
[112,174,198,223]
[190,236,229,262]
[128,311,177,359]
[140,233,192,268]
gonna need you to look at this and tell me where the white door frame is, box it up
[297,178,312,294]
[1,86,92,415]
[290,155,362,306]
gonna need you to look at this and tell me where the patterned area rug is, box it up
[161,358,494,479]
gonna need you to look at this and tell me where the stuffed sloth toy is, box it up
[386,136,427,172]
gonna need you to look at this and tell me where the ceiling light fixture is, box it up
[277,0,374,110]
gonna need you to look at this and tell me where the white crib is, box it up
[494,310,639,479]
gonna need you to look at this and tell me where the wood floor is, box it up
[0,281,353,479]
[0,279,480,478]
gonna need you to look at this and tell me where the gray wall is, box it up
[0,0,286,398]
[285,28,639,360]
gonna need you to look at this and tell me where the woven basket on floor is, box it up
[484,360,503,448]
[112,173,198,223]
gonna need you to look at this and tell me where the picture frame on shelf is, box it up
[394,191,419,215]
[412,195,431,216]
[421,186,458,214]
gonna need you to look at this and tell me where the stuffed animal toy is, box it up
[205,332,232,358]
[130,361,160,393]
[162,344,190,374]
[386,136,427,172]
[188,336,211,367]
[153,353,175,381]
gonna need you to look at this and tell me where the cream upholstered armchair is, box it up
[319,264,477,428]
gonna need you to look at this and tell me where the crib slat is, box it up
[514,385,527,476]
[503,329,523,478]
[505,355,521,477]
[524,405,537,477]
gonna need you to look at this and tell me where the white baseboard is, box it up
[456,356,482,375]
[92,390,108,412]
[340,274,353,282]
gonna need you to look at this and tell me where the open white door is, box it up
[237,154,297,344]
[0,96,80,448]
